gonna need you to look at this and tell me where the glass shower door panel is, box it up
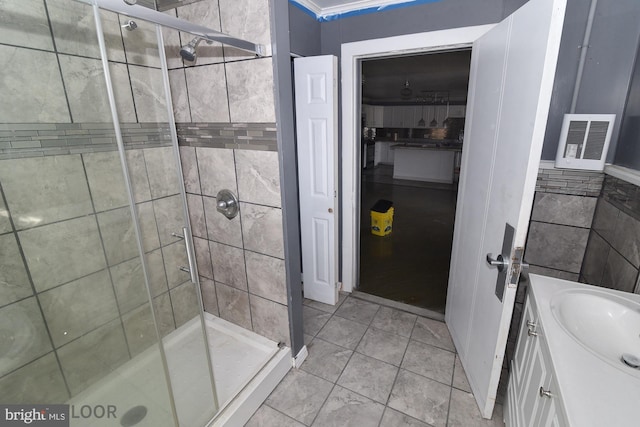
[110,16,218,427]
[0,1,175,426]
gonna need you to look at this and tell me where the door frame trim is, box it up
[340,24,496,293]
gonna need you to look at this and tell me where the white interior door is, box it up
[445,0,566,418]
[294,55,339,305]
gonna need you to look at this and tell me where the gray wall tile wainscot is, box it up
[580,175,640,294]
[525,222,589,274]
[530,193,597,228]
[510,167,602,364]
[601,249,637,293]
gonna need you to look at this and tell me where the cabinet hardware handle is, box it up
[526,320,537,328]
[527,328,538,337]
[539,387,552,398]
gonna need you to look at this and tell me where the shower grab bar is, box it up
[78,0,266,56]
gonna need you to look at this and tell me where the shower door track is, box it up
[79,0,266,56]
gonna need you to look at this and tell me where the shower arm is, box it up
[79,0,266,56]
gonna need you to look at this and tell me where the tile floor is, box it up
[245,294,505,427]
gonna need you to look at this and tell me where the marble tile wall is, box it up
[0,147,199,403]
[168,0,290,346]
[166,0,276,126]
[1,0,285,404]
[180,145,290,346]
[507,166,602,364]
[580,175,640,294]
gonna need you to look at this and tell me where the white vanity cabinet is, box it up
[506,292,568,427]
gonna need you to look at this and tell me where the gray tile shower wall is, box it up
[0,0,204,402]
[179,145,291,347]
[580,175,640,294]
[166,0,291,347]
[0,147,200,403]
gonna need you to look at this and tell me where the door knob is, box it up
[486,253,509,272]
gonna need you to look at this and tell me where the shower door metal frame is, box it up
[91,3,220,426]
[81,0,266,56]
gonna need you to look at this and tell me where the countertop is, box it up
[529,274,640,427]
[372,138,462,151]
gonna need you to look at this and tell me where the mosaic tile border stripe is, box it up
[536,168,604,197]
[176,123,278,152]
[0,122,278,159]
[0,123,171,160]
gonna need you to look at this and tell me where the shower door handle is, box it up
[182,226,198,284]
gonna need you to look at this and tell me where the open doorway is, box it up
[358,50,472,314]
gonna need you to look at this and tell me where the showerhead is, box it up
[180,37,202,62]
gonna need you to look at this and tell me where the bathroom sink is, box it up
[550,289,640,375]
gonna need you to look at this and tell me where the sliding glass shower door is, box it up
[91,2,219,426]
[0,1,217,426]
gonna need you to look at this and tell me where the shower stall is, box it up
[0,1,289,426]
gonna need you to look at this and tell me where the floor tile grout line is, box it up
[260,403,306,426]
[445,377,455,427]
[306,296,383,426]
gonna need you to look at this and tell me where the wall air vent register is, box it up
[555,114,615,171]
